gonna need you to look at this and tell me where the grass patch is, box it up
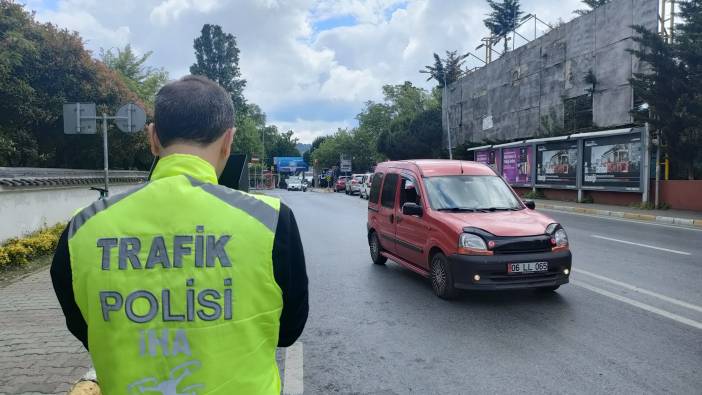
[523,189,545,200]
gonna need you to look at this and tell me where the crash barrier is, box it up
[0,168,147,242]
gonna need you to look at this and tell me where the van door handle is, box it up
[389,214,394,223]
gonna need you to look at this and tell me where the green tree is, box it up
[267,129,301,161]
[303,135,328,165]
[421,51,469,88]
[629,0,702,179]
[0,0,148,169]
[100,44,168,109]
[574,0,611,16]
[190,24,247,119]
[484,0,523,54]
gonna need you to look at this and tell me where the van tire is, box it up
[369,232,387,265]
[430,253,457,299]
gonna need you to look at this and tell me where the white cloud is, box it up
[150,0,222,25]
[31,0,584,143]
[270,118,355,143]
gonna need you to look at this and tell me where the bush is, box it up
[579,195,594,204]
[0,223,65,269]
[523,189,545,199]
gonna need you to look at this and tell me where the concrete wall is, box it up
[446,0,659,144]
[0,184,141,242]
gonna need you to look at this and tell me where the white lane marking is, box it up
[574,269,702,314]
[591,234,691,256]
[283,342,304,395]
[540,208,702,232]
[572,280,702,330]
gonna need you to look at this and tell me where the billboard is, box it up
[582,133,642,190]
[536,141,578,187]
[273,157,308,173]
[475,149,500,173]
[501,146,532,185]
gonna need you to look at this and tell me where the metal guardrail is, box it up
[0,167,148,189]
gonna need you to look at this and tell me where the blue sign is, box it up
[274,157,308,173]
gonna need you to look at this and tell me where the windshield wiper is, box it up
[437,207,478,212]
[475,207,514,212]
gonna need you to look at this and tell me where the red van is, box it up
[366,160,572,299]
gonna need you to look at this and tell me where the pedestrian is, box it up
[51,75,308,394]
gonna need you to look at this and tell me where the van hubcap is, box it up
[371,236,379,259]
[432,258,446,292]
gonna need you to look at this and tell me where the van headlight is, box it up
[546,223,568,248]
[554,228,568,247]
[458,233,492,255]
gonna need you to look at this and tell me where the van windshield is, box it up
[424,175,523,211]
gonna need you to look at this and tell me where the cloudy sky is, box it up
[27,0,584,142]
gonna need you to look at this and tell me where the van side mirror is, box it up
[523,199,536,210]
[402,202,423,217]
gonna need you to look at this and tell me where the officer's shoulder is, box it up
[200,184,280,208]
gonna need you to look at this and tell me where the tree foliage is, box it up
[100,44,168,109]
[483,0,523,54]
[629,0,702,179]
[574,0,611,16]
[190,24,247,119]
[0,0,150,169]
[421,51,469,87]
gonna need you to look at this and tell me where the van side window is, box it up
[400,176,421,207]
[381,173,399,208]
[369,173,383,203]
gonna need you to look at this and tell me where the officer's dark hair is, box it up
[154,75,235,147]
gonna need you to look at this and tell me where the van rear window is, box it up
[380,173,398,208]
[369,173,383,203]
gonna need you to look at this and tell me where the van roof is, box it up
[375,160,496,177]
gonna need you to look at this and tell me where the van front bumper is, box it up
[448,250,572,290]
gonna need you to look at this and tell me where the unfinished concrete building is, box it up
[444,0,660,145]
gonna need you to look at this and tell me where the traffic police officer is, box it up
[51,75,308,394]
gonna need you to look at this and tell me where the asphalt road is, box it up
[271,190,702,395]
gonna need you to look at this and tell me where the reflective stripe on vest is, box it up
[68,154,283,395]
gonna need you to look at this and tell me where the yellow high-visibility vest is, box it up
[68,153,283,394]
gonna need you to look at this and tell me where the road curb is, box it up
[537,203,702,227]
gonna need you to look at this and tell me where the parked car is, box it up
[366,160,572,299]
[335,176,349,192]
[345,174,365,195]
[359,173,373,199]
[286,176,306,192]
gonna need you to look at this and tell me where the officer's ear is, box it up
[221,127,234,158]
[148,123,162,156]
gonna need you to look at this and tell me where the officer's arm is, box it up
[273,203,309,347]
[50,225,89,350]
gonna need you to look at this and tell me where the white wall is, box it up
[0,184,142,241]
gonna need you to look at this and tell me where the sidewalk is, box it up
[0,268,91,394]
[533,199,702,227]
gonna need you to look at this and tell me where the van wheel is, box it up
[369,232,387,265]
[430,253,457,300]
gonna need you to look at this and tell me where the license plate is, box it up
[507,262,548,274]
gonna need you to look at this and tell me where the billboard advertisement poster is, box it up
[536,142,578,186]
[475,149,499,173]
[501,146,532,185]
[582,133,642,190]
[273,157,309,173]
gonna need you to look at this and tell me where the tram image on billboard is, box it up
[536,142,578,186]
[583,133,642,190]
[547,150,572,175]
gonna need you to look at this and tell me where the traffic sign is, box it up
[340,159,352,173]
[115,102,146,133]
[63,103,97,134]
